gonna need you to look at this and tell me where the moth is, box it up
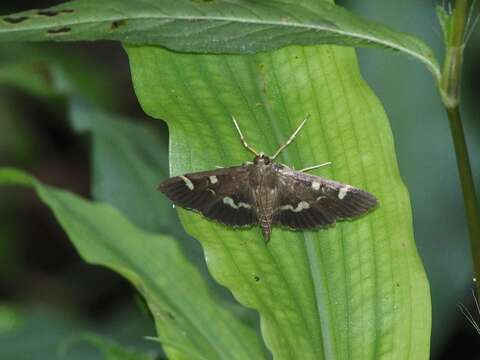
[159,117,378,242]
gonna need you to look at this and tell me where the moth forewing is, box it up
[158,165,257,228]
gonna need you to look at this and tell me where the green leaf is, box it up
[0,168,267,360]
[126,44,431,358]
[69,100,174,233]
[61,333,158,360]
[436,5,454,46]
[0,0,440,79]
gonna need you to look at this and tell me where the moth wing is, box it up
[273,166,378,230]
[158,165,256,227]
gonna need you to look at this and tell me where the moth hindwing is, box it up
[158,116,378,242]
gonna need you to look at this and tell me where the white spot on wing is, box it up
[209,175,218,184]
[179,175,194,190]
[280,201,310,212]
[223,197,236,208]
[312,181,321,191]
[238,202,252,209]
[223,196,251,209]
[338,185,351,200]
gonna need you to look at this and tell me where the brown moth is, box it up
[158,117,378,242]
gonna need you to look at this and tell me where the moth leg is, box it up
[271,116,308,160]
[300,161,332,173]
[232,115,259,156]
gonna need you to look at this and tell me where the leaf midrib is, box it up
[0,12,440,80]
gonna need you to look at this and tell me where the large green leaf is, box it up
[0,168,267,360]
[126,43,431,358]
[0,0,440,79]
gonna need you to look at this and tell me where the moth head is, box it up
[254,153,271,165]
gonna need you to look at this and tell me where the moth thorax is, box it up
[253,154,271,165]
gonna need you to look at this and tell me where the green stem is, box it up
[446,107,480,290]
[440,0,480,296]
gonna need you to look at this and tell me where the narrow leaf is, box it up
[0,168,267,360]
[0,0,440,79]
[436,5,454,45]
[126,44,431,358]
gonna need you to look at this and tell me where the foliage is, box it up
[4,0,474,358]
[0,167,266,360]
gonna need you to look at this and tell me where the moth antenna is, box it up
[271,116,308,160]
[300,161,332,173]
[232,115,259,156]
[458,302,480,334]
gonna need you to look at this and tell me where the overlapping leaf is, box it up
[0,0,439,79]
[69,101,174,233]
[0,168,267,360]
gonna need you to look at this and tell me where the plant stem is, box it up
[440,0,480,296]
[446,107,480,290]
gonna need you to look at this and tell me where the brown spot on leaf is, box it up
[110,19,127,31]
[3,16,29,24]
[38,9,75,17]
[47,27,71,35]
[38,10,60,16]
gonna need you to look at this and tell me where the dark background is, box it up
[0,0,479,358]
